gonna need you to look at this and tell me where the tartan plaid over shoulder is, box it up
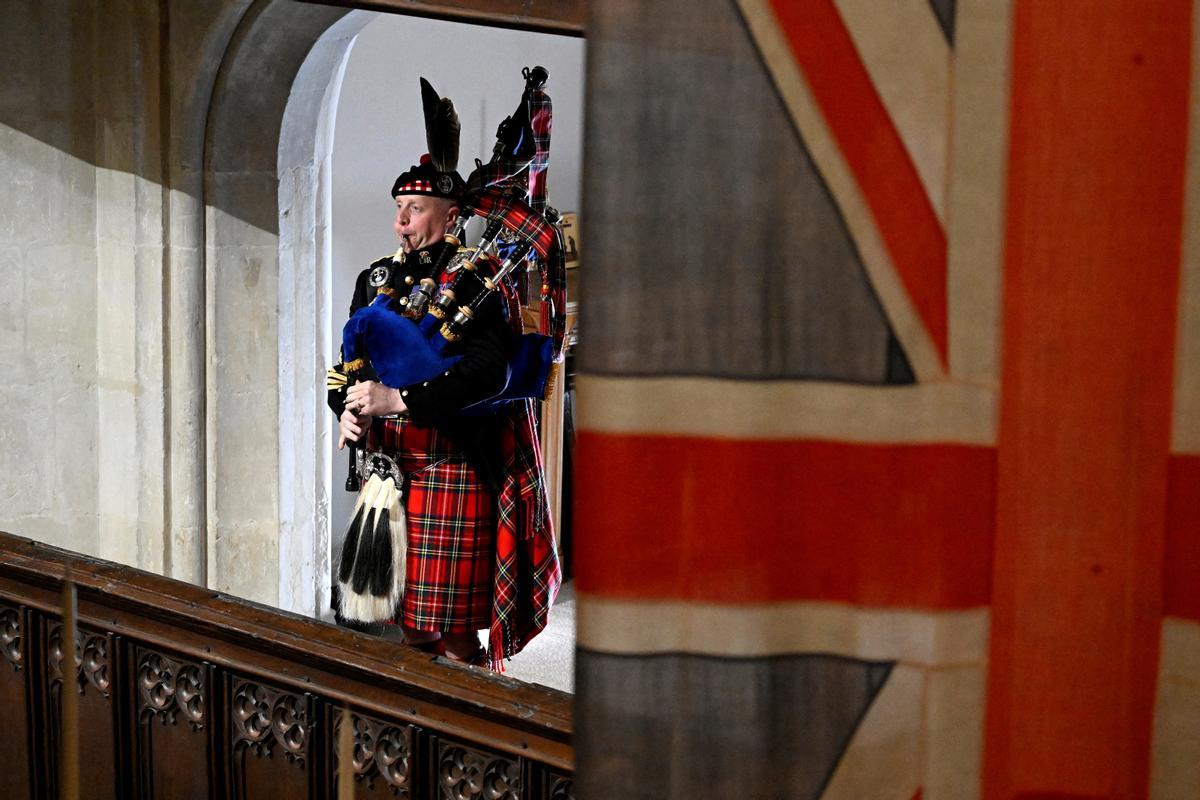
[487,272,562,668]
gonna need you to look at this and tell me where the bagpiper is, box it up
[327,69,565,669]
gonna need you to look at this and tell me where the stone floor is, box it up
[501,581,575,693]
[363,581,577,694]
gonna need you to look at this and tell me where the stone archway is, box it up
[201,0,355,614]
[276,11,378,616]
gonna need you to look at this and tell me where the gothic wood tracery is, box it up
[336,710,413,796]
[548,773,575,800]
[232,678,310,767]
[137,648,206,731]
[0,533,572,799]
[0,603,21,670]
[438,741,522,800]
[47,622,111,698]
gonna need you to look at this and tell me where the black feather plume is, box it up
[420,77,460,172]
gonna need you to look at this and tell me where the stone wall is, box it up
[0,0,346,610]
[0,0,167,568]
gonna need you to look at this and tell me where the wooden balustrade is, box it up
[0,531,573,799]
[293,0,585,36]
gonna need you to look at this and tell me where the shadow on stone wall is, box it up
[0,0,348,236]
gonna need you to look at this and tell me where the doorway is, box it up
[278,7,584,691]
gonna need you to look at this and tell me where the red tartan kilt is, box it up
[369,418,496,632]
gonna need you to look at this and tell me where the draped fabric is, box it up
[488,271,561,669]
[471,83,553,213]
[574,1,1200,798]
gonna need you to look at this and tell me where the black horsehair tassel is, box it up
[337,471,407,623]
[352,502,377,595]
[337,501,366,585]
[342,472,380,595]
[421,77,460,172]
[368,506,393,597]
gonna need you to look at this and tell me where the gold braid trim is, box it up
[326,369,348,389]
[342,358,365,373]
[543,358,563,401]
[376,286,398,298]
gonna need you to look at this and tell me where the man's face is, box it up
[394,195,457,252]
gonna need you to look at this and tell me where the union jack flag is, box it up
[573,1,1200,798]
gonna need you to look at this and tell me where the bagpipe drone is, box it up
[328,67,567,624]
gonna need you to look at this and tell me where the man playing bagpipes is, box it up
[328,70,564,669]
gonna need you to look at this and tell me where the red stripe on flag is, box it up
[574,432,994,609]
[985,2,1191,797]
[1165,454,1200,621]
[766,0,948,363]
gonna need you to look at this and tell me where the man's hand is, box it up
[338,409,373,450]
[345,380,407,418]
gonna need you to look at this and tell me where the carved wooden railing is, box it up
[0,531,573,799]
[293,0,586,36]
